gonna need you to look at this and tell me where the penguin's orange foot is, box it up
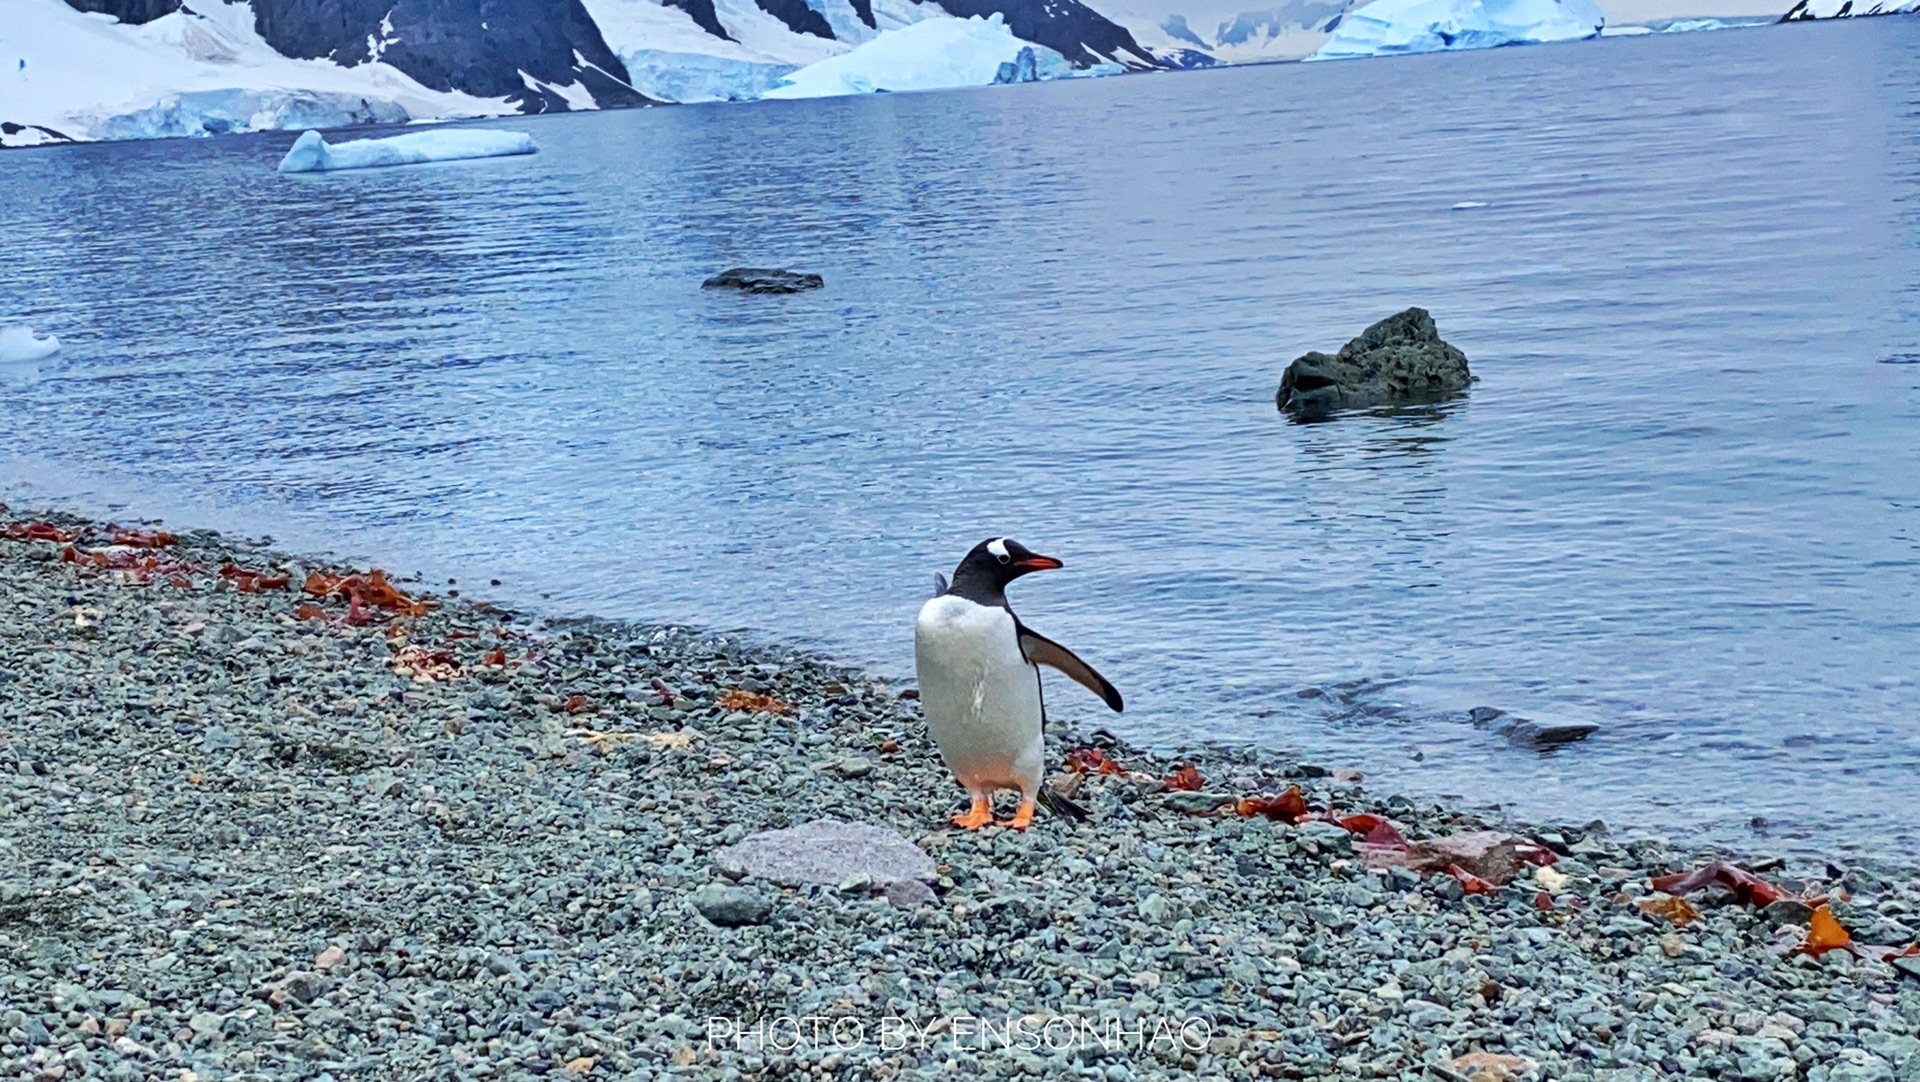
[1002,798,1036,832]
[952,795,993,830]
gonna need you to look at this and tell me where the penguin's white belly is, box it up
[914,595,1045,792]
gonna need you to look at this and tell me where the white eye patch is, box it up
[987,538,1010,563]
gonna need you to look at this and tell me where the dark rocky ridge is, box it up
[664,0,733,40]
[63,0,180,22]
[64,0,647,113]
[755,0,837,39]
[249,0,650,112]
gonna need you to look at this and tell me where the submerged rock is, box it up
[701,267,824,294]
[713,819,934,887]
[1276,307,1471,414]
[1468,706,1598,748]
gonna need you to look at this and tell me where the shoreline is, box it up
[3,503,1918,1081]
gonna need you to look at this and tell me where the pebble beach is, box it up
[3,506,1919,1082]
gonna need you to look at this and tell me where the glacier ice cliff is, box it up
[761,14,1072,98]
[1310,0,1604,58]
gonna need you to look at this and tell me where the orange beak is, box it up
[1013,554,1063,572]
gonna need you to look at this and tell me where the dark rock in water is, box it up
[1276,307,1471,414]
[1468,706,1598,748]
[713,819,934,887]
[689,883,772,927]
[702,268,824,294]
[994,46,1040,84]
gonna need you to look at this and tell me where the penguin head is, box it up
[948,537,1062,602]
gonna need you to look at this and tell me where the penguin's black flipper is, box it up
[1017,625,1123,713]
[932,572,949,598]
[1038,786,1090,822]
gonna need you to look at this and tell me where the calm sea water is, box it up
[3,18,1917,857]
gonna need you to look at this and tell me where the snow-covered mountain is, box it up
[2,0,1906,148]
[3,0,1163,143]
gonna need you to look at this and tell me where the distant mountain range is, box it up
[2,0,1906,147]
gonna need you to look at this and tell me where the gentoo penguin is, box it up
[914,537,1124,831]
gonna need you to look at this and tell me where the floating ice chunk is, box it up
[277,128,537,173]
[0,325,61,363]
[1660,18,1727,31]
[1450,200,1489,209]
[1309,0,1604,60]
[760,15,1071,100]
[1599,24,1654,34]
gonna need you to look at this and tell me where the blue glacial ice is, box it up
[760,14,1071,100]
[277,129,537,174]
[1309,0,1604,60]
[613,49,798,103]
[993,46,1041,84]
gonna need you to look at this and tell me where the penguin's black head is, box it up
[947,537,1061,604]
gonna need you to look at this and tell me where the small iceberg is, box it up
[760,15,1070,100]
[277,128,536,174]
[0,325,61,363]
[1309,0,1604,60]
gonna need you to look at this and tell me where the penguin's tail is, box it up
[1038,787,1090,823]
